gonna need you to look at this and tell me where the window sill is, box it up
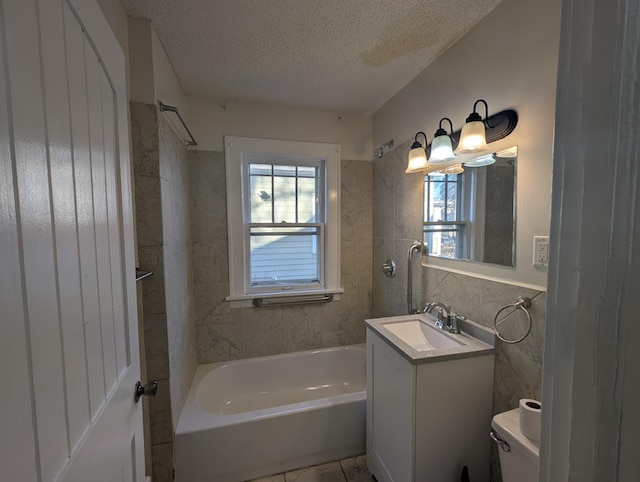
[225,289,344,309]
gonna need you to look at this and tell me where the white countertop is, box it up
[365,313,495,364]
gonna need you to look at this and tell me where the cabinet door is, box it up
[367,330,415,482]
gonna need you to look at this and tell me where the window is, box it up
[423,172,466,259]
[225,136,341,304]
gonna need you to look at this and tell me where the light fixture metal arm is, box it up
[472,98,495,129]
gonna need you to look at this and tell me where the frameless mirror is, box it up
[423,146,517,267]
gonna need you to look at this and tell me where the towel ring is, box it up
[493,296,533,344]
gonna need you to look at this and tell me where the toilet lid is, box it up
[491,408,540,464]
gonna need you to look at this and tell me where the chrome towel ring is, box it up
[493,296,533,344]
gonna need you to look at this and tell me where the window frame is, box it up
[225,136,342,305]
[423,172,468,259]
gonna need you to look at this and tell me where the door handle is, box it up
[135,380,158,403]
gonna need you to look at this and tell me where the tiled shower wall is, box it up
[131,102,197,482]
[189,151,373,363]
[372,139,545,482]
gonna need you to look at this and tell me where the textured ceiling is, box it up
[122,0,502,113]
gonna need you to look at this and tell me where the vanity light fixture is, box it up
[455,99,492,154]
[427,117,457,164]
[406,131,429,173]
[404,102,518,175]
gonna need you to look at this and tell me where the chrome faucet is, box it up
[423,301,463,334]
[423,302,450,328]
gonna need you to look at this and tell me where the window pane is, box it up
[273,173,297,222]
[446,181,458,221]
[424,173,460,223]
[297,176,317,222]
[249,168,273,223]
[249,226,320,286]
[424,225,464,259]
[248,163,319,224]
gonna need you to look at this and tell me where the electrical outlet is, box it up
[533,236,549,267]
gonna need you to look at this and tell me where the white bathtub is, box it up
[175,344,366,482]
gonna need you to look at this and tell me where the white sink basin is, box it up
[382,319,464,351]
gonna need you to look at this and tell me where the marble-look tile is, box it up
[194,281,233,324]
[492,345,530,414]
[160,180,190,251]
[372,156,395,239]
[338,274,358,313]
[192,239,229,283]
[341,194,358,241]
[454,274,541,327]
[281,314,321,353]
[341,159,359,194]
[151,441,174,482]
[148,378,172,445]
[315,311,367,348]
[419,264,449,299]
[197,322,241,364]
[372,237,395,315]
[130,102,159,177]
[341,236,358,277]
[134,174,164,247]
[394,186,423,241]
[284,461,346,481]
[340,455,374,482]
[356,160,373,198]
[159,115,187,188]
[138,254,167,316]
[190,191,228,242]
[355,235,373,279]
[495,294,545,400]
[143,313,170,380]
[424,272,483,323]
[189,151,228,242]
[241,314,285,358]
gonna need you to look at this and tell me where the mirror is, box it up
[423,146,517,267]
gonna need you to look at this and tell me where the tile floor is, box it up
[247,455,375,482]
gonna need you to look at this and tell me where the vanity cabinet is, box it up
[366,327,494,482]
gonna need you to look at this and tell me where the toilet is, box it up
[491,408,540,482]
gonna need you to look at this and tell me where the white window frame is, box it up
[224,136,342,306]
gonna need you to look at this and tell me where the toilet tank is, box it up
[491,408,539,482]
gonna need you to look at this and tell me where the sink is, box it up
[382,319,464,351]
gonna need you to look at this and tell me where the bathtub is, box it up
[175,344,366,482]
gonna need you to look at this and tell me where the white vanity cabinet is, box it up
[366,324,495,482]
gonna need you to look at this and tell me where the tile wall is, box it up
[189,152,373,363]
[372,139,546,482]
[131,102,197,482]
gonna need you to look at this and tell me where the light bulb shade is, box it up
[454,120,490,154]
[428,163,464,176]
[443,164,464,175]
[464,154,496,167]
[428,135,457,163]
[406,146,428,173]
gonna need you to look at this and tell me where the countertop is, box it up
[365,313,495,365]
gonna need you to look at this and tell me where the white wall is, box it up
[127,17,154,104]
[186,95,373,161]
[373,0,562,290]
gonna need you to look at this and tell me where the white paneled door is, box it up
[0,0,144,481]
